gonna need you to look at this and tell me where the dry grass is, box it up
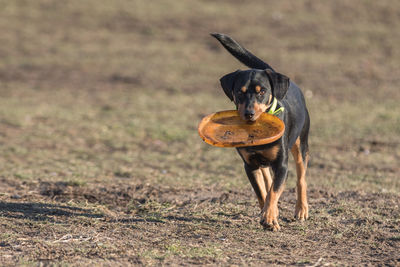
[0,0,399,266]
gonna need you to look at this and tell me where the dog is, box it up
[211,33,310,231]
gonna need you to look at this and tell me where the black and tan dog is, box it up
[211,33,310,231]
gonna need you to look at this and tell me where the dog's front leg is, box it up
[260,159,288,231]
[260,167,273,193]
[244,164,267,210]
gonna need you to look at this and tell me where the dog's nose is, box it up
[244,110,255,120]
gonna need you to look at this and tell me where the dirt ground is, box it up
[1,0,399,266]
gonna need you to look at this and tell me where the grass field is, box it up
[1,0,399,265]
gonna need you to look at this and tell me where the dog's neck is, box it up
[266,96,285,116]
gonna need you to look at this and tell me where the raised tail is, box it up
[211,33,274,71]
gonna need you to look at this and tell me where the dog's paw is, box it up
[260,206,280,231]
[295,201,308,221]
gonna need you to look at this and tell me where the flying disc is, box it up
[198,110,285,148]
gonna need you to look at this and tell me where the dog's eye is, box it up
[259,90,266,96]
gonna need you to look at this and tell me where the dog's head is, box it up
[220,69,289,122]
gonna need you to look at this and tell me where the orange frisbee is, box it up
[198,110,285,148]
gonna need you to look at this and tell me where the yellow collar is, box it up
[267,97,284,115]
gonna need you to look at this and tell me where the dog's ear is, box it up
[265,69,290,100]
[220,70,240,101]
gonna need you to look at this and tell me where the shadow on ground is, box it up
[0,202,104,222]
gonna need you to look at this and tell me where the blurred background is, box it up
[0,0,399,265]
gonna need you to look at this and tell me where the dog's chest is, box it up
[237,145,280,167]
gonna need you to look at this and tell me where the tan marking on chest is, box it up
[238,145,280,165]
[260,144,280,161]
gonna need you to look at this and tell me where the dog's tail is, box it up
[211,33,274,71]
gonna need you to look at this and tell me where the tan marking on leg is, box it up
[260,183,285,231]
[291,137,309,220]
[237,148,251,165]
[261,167,273,193]
[251,169,267,210]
